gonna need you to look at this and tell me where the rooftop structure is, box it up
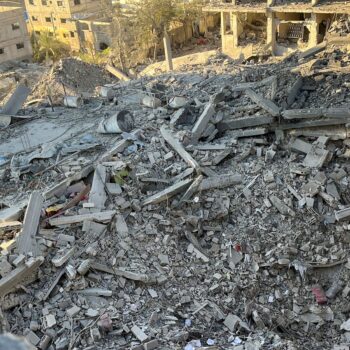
[204,0,350,58]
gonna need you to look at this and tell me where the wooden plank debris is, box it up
[142,178,193,206]
[191,102,215,143]
[160,126,201,172]
[49,210,116,226]
[245,89,280,117]
[0,257,44,298]
[17,191,44,257]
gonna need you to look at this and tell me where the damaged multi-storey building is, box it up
[0,5,32,64]
[204,0,350,59]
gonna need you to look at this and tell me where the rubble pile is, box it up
[274,1,310,4]
[31,58,114,104]
[0,61,46,103]
[2,46,350,350]
[328,15,350,36]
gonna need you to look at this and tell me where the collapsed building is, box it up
[2,40,350,349]
[204,0,350,59]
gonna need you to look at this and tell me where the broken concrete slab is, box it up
[49,210,116,226]
[245,89,280,117]
[1,84,31,115]
[217,115,274,132]
[87,165,107,209]
[199,174,242,191]
[191,103,215,143]
[287,76,303,106]
[160,126,201,172]
[0,257,44,298]
[142,178,193,206]
[17,191,43,257]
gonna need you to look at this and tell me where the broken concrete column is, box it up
[267,10,276,55]
[231,12,239,48]
[220,11,225,50]
[163,32,173,72]
[309,13,319,48]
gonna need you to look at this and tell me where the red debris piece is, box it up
[312,285,327,304]
[234,244,242,252]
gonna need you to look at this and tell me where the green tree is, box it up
[31,31,70,63]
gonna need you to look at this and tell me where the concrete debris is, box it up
[2,47,350,350]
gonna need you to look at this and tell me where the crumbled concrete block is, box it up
[24,328,40,346]
[67,305,81,318]
[131,325,148,342]
[144,339,159,350]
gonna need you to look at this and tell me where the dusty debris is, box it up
[2,47,350,350]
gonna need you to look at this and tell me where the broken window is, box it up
[42,0,47,4]
[29,0,34,4]
[45,17,51,22]
[73,0,81,5]
[0,48,4,55]
[57,0,63,5]
[12,23,20,30]
[99,42,109,50]
[16,43,24,50]
[70,31,75,37]
[61,18,67,23]
[32,16,38,21]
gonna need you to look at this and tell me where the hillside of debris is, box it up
[1,43,350,350]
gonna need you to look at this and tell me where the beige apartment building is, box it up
[0,6,32,63]
[24,0,104,50]
[204,0,350,59]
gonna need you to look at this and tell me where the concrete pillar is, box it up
[221,11,225,50]
[231,12,239,47]
[266,11,276,55]
[163,32,173,72]
[311,0,319,5]
[309,13,318,47]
